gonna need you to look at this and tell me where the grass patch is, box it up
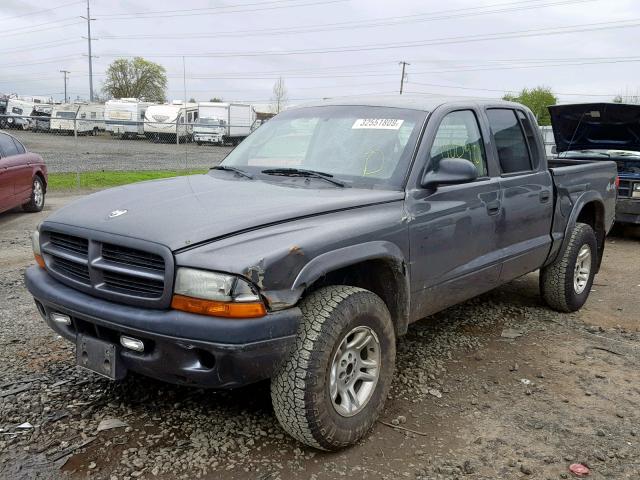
[48,170,207,190]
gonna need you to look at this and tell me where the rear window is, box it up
[486,109,533,173]
[0,133,19,157]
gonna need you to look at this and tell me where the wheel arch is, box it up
[561,193,606,272]
[34,170,47,193]
[291,241,410,336]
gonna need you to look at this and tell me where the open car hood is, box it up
[549,103,640,153]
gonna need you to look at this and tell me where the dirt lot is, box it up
[7,130,232,173]
[1,192,639,480]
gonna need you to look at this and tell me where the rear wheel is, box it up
[540,222,597,312]
[271,285,396,450]
[22,176,45,213]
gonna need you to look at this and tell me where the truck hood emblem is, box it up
[108,209,128,218]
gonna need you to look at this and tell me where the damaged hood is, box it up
[549,103,640,153]
[44,173,403,251]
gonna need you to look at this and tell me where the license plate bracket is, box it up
[76,334,126,380]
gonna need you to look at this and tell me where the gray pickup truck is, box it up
[26,97,617,450]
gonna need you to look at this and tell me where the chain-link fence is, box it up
[0,113,238,190]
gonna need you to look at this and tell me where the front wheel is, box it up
[22,176,45,213]
[271,286,396,450]
[540,222,597,312]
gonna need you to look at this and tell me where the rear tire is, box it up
[271,285,396,451]
[540,222,597,312]
[22,176,45,213]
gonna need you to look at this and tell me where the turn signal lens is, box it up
[171,294,266,318]
[35,253,46,269]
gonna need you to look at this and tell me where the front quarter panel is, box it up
[174,201,409,310]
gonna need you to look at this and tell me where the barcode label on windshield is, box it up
[352,118,404,130]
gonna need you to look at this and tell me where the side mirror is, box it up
[421,158,478,188]
[551,145,557,154]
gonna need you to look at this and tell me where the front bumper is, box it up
[25,266,301,388]
[616,198,640,224]
[193,133,223,143]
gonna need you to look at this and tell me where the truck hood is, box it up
[44,173,403,251]
[549,103,640,153]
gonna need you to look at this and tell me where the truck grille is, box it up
[40,227,174,308]
[618,179,632,198]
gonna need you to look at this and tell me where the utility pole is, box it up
[60,70,70,103]
[399,61,410,95]
[81,0,95,101]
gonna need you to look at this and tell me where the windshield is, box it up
[198,117,224,126]
[220,105,425,189]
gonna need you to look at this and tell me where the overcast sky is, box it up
[1,0,639,106]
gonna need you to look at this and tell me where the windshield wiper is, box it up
[211,165,253,179]
[261,168,345,187]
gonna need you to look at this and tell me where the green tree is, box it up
[209,97,223,102]
[503,86,557,125]
[102,57,167,103]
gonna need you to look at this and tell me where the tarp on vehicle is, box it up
[548,103,640,153]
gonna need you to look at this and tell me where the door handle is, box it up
[539,191,551,203]
[486,200,501,216]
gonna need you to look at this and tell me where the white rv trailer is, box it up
[143,101,198,142]
[105,98,154,138]
[193,102,256,146]
[50,103,105,135]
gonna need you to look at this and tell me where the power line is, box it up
[407,81,621,97]
[0,1,83,21]
[2,55,81,69]
[0,19,84,38]
[96,18,640,59]
[0,39,78,55]
[94,0,348,20]
[99,0,597,40]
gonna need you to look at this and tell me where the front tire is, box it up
[540,222,597,312]
[22,176,45,213]
[271,286,396,450]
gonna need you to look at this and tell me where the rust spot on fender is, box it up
[289,245,304,256]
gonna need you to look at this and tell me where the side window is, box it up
[90,111,96,119]
[12,137,26,154]
[193,111,198,121]
[516,110,540,168]
[486,109,532,173]
[429,110,487,177]
[80,112,87,119]
[12,107,23,115]
[188,112,193,123]
[0,133,19,157]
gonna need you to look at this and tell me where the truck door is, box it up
[407,108,502,319]
[484,108,554,282]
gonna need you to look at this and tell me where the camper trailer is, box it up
[30,104,53,132]
[193,102,255,145]
[143,101,198,143]
[50,103,105,135]
[105,98,154,138]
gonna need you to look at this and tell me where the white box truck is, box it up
[105,98,154,138]
[193,102,255,146]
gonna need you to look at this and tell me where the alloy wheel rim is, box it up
[573,244,591,294]
[329,325,381,417]
[33,180,43,207]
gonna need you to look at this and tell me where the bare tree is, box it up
[271,77,288,114]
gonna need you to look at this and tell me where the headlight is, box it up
[172,268,266,318]
[32,230,45,268]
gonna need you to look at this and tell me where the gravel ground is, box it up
[1,193,639,480]
[7,130,232,173]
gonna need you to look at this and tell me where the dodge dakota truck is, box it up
[26,97,617,450]
[549,102,640,225]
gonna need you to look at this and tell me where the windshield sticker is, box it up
[352,118,404,130]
